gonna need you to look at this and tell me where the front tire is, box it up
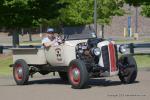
[13,59,29,85]
[68,59,89,89]
[118,54,137,84]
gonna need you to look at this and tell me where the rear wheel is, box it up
[68,59,89,89]
[13,59,29,85]
[118,54,137,84]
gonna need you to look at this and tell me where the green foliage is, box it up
[0,0,31,28]
[125,0,150,17]
[141,3,150,17]
[97,0,124,25]
[125,0,150,6]
[125,0,141,6]
[58,0,124,26]
[0,0,150,28]
[0,0,61,29]
[58,0,94,26]
[4,0,150,28]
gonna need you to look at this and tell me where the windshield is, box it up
[63,26,96,40]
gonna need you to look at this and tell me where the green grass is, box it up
[115,38,150,44]
[20,40,41,45]
[134,54,150,68]
[0,55,12,76]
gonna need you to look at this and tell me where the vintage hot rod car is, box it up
[11,32,137,89]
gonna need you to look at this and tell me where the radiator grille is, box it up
[101,46,110,71]
[101,43,117,72]
[108,43,117,72]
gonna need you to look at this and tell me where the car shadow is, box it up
[28,78,69,85]
[88,79,121,87]
[28,78,139,89]
[0,78,139,88]
[88,79,139,87]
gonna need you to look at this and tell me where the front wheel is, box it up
[13,59,29,85]
[118,54,138,84]
[68,59,89,89]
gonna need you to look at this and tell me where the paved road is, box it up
[0,70,150,100]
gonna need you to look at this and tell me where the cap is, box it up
[47,28,54,33]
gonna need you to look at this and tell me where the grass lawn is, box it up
[0,54,12,76]
[20,40,41,45]
[0,54,149,76]
[134,54,150,68]
[115,38,150,44]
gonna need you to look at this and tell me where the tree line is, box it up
[0,0,149,29]
[0,0,149,46]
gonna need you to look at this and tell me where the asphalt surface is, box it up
[0,70,150,100]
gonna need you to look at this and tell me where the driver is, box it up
[42,28,62,48]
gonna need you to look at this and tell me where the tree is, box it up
[97,0,124,25]
[58,0,94,26]
[125,0,150,6]
[0,0,32,46]
[58,0,124,38]
[0,0,62,46]
[96,0,124,38]
[141,2,150,17]
[125,0,141,7]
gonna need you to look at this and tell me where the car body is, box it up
[11,32,138,89]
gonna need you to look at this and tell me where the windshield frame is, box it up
[62,26,97,40]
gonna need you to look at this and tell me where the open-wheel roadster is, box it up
[11,31,137,89]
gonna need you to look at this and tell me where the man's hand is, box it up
[48,35,55,41]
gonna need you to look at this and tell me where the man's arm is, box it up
[43,40,57,47]
[42,37,55,47]
[43,42,51,47]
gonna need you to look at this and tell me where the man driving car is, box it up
[42,28,62,48]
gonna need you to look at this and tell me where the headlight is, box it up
[92,48,101,56]
[119,45,127,53]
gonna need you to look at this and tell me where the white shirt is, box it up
[42,36,62,47]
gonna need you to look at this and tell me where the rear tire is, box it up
[13,59,29,85]
[68,59,89,89]
[118,54,137,84]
